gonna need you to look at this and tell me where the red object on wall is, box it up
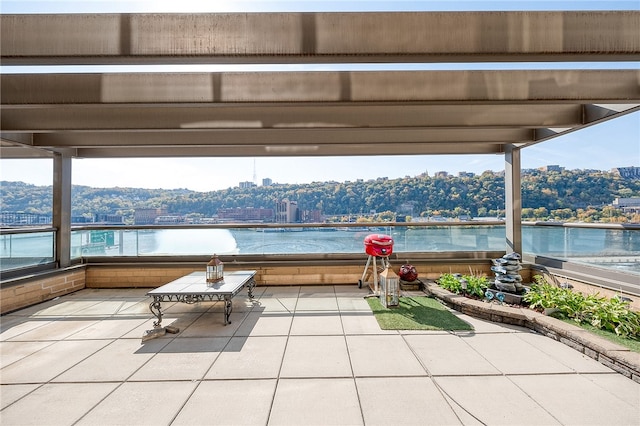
[399,263,418,282]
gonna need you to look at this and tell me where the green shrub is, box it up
[524,275,640,339]
[438,273,490,299]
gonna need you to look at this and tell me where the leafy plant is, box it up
[524,275,640,339]
[437,273,490,298]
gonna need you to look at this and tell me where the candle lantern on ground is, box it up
[379,267,399,307]
[206,254,224,283]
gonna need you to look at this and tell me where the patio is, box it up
[1,285,638,425]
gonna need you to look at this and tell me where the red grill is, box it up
[358,234,394,291]
[364,233,394,257]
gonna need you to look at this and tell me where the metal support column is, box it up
[53,152,72,267]
[504,144,522,255]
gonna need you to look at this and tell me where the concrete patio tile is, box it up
[76,381,197,426]
[269,378,363,426]
[22,300,103,317]
[516,330,614,373]
[582,372,640,407]
[0,340,54,368]
[252,296,297,312]
[399,329,452,336]
[262,285,302,297]
[70,300,138,316]
[259,286,300,296]
[510,374,640,425]
[176,310,248,337]
[172,379,276,425]
[5,319,100,342]
[340,311,398,335]
[0,313,33,327]
[346,335,427,377]
[53,338,169,383]
[280,335,352,378]
[460,333,574,374]
[0,383,118,426]
[439,392,485,426]
[205,336,287,379]
[337,296,372,311]
[299,285,336,296]
[206,296,258,313]
[290,311,344,335]
[67,288,148,299]
[234,311,294,336]
[452,311,528,333]
[113,299,154,315]
[356,377,461,425]
[1,318,53,341]
[4,317,99,341]
[66,317,149,339]
[295,296,339,311]
[0,384,40,410]
[2,298,66,317]
[403,334,501,376]
[129,337,229,381]
[0,339,111,384]
[434,375,562,425]
[333,286,371,297]
[121,312,201,339]
[113,298,155,315]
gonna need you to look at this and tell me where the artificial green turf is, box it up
[367,296,473,331]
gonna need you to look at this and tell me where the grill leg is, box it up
[372,256,378,293]
[360,255,373,285]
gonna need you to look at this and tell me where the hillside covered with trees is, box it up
[2,168,639,224]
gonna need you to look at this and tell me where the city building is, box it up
[275,199,299,223]
[612,197,640,214]
[217,207,274,222]
[134,208,167,225]
[612,166,640,179]
[539,165,564,172]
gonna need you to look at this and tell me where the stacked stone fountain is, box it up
[487,252,526,304]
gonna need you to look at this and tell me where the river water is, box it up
[2,226,639,274]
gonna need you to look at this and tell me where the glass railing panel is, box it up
[522,223,640,275]
[71,223,507,257]
[71,229,140,258]
[4,223,637,276]
[0,230,55,271]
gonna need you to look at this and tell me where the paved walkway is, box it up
[1,285,639,425]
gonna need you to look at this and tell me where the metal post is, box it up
[53,152,72,267]
[504,145,522,255]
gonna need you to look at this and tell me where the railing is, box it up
[0,227,56,272]
[2,221,639,276]
[66,221,508,257]
[522,221,640,276]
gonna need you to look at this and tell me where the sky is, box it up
[1,1,639,192]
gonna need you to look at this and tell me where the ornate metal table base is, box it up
[147,274,256,329]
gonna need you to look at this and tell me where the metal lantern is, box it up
[379,267,399,307]
[206,254,224,283]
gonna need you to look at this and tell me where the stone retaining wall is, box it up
[425,282,640,383]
